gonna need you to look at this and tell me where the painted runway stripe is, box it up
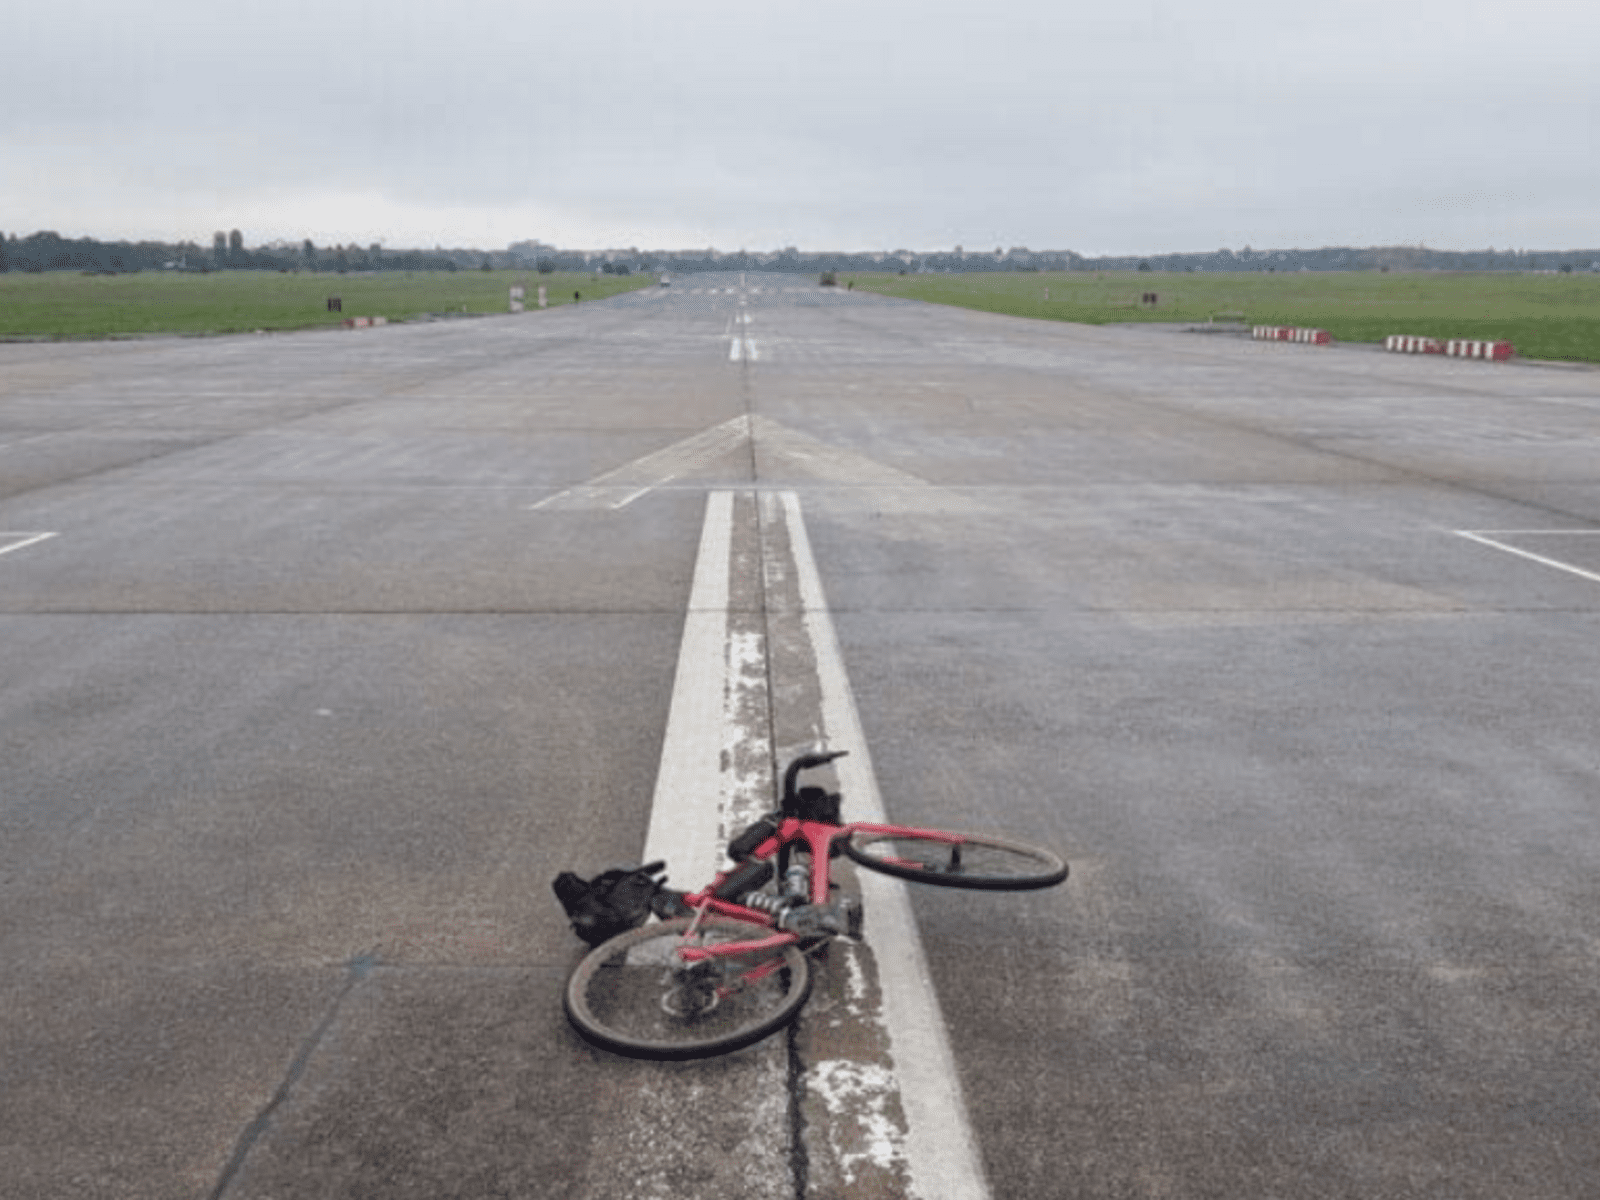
[747,415,946,493]
[529,416,751,511]
[778,490,991,1200]
[1456,529,1600,587]
[0,532,59,558]
[642,489,770,883]
[577,489,795,1200]
[636,488,989,1200]
[528,414,965,514]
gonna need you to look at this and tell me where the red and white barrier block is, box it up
[1444,339,1514,361]
[341,316,389,329]
[1253,326,1332,344]
[1384,335,1443,354]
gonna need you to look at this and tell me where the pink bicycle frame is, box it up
[673,818,963,962]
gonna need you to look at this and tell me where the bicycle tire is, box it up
[844,829,1067,890]
[564,915,811,1060]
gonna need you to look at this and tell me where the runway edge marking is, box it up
[780,490,992,1200]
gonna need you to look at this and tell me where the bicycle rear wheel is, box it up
[564,916,811,1060]
[844,829,1067,890]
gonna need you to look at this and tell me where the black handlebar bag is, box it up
[552,861,681,946]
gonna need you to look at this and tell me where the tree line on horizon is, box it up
[0,230,462,275]
[3,229,1597,276]
[573,243,1600,275]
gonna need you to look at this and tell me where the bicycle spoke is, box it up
[845,829,1067,890]
[565,917,811,1059]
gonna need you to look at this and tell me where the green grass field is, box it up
[848,270,1600,364]
[8,267,1598,363]
[0,269,655,339]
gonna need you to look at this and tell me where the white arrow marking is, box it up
[529,416,752,511]
[529,416,974,513]
[0,532,59,558]
[1456,529,1600,586]
[746,415,931,492]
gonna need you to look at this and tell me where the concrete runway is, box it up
[4,273,1600,1198]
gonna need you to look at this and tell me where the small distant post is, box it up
[510,285,526,313]
[326,296,342,312]
[537,285,548,309]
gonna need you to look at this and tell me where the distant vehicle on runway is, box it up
[556,749,1067,1059]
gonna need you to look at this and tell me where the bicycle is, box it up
[563,749,1068,1059]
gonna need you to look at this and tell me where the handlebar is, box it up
[781,749,848,816]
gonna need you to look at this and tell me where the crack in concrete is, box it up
[787,1020,811,1200]
[737,332,815,1200]
[752,477,813,1200]
[208,953,378,1200]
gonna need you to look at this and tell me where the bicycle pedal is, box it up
[837,895,863,940]
[650,889,694,919]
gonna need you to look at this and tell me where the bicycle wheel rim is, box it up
[844,830,1067,890]
[564,916,811,1060]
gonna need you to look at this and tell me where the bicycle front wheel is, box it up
[564,916,811,1060]
[844,829,1067,890]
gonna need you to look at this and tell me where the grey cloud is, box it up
[3,0,1596,253]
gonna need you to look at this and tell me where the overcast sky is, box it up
[5,0,1595,255]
